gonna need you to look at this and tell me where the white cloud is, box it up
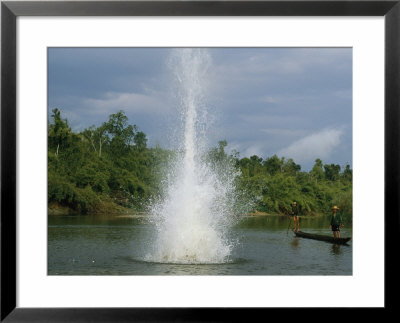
[242,144,264,157]
[227,141,266,158]
[277,128,343,163]
[83,91,172,115]
[260,128,307,137]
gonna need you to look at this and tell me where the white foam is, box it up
[147,49,238,264]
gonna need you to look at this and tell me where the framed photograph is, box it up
[2,0,398,320]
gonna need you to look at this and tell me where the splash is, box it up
[147,49,239,264]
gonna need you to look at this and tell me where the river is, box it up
[48,214,352,275]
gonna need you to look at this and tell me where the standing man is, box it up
[291,201,300,232]
[329,205,344,238]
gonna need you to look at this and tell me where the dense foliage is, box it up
[48,109,171,214]
[48,110,352,219]
[233,154,352,220]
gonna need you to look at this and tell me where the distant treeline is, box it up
[48,109,352,219]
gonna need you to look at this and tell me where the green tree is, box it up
[282,158,301,175]
[134,131,147,151]
[104,111,136,157]
[48,108,72,156]
[324,163,341,181]
[310,158,324,180]
[341,164,352,182]
[249,155,263,177]
[94,124,109,157]
[81,126,98,153]
[263,155,283,175]
[207,140,229,165]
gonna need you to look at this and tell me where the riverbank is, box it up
[245,210,325,217]
[246,210,271,216]
[48,203,327,218]
[48,201,135,216]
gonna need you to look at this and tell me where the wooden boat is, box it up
[294,231,351,245]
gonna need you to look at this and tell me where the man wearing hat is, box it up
[291,201,300,232]
[329,206,344,238]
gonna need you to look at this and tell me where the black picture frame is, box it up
[1,0,399,321]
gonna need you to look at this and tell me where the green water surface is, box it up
[48,214,352,275]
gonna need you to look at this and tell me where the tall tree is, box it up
[81,126,97,153]
[95,124,108,157]
[104,110,136,157]
[311,158,324,180]
[282,158,301,175]
[324,163,341,181]
[134,131,147,151]
[263,155,283,175]
[341,164,352,182]
[48,108,72,156]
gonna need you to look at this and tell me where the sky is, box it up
[48,47,352,171]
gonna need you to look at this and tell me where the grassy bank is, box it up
[48,200,131,216]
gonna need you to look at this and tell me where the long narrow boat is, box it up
[294,231,351,245]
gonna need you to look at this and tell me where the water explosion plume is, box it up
[147,49,239,264]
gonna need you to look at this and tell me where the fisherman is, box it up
[329,206,344,238]
[291,201,300,232]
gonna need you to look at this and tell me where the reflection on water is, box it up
[48,214,352,275]
[291,237,300,250]
[331,244,343,255]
